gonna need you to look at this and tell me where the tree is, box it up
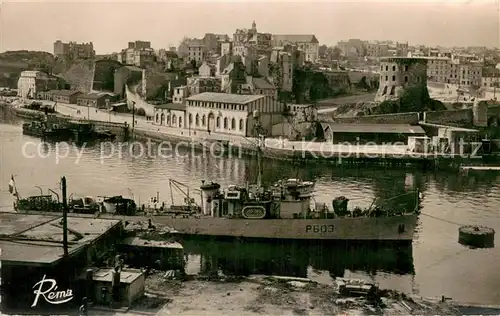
[326,46,342,61]
[319,45,328,58]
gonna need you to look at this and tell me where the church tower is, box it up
[251,21,257,33]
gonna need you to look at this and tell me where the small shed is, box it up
[52,90,82,104]
[110,102,129,113]
[319,123,426,144]
[80,268,145,307]
[120,237,185,270]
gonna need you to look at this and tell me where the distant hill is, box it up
[0,50,55,88]
[0,51,123,93]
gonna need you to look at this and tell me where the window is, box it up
[172,114,177,124]
[224,117,228,129]
[404,65,408,71]
[195,114,199,126]
[385,76,388,81]
[404,76,408,82]
[380,66,383,71]
[231,118,236,130]
[239,119,244,131]
[385,66,388,71]
[202,115,206,126]
[392,66,396,71]
[216,117,220,128]
[179,116,183,128]
[390,86,395,95]
[155,113,159,123]
[189,113,193,125]
[382,86,387,95]
[392,76,396,81]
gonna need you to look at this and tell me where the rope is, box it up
[419,212,465,227]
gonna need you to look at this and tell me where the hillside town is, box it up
[2,13,500,316]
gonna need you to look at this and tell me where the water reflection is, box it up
[181,238,414,280]
[1,107,500,304]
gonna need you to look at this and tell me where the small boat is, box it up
[100,195,137,215]
[69,195,99,214]
[14,194,61,212]
[274,178,315,198]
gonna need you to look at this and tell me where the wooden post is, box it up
[61,176,69,257]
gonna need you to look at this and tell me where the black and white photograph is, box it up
[0,0,499,314]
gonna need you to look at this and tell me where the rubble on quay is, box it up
[124,271,460,315]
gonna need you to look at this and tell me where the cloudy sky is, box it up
[0,0,499,54]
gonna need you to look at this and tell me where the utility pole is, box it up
[132,101,136,131]
[61,176,69,257]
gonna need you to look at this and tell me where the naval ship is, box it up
[153,143,421,242]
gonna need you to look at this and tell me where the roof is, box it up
[186,92,265,104]
[51,90,82,97]
[320,123,426,134]
[0,213,121,266]
[272,35,319,44]
[252,77,275,90]
[187,39,204,47]
[154,103,186,111]
[78,92,109,100]
[81,268,144,284]
[122,237,184,249]
[418,122,479,132]
[124,65,143,72]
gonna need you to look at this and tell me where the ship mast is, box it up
[257,136,262,190]
[253,110,263,190]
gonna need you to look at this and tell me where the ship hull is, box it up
[153,214,418,241]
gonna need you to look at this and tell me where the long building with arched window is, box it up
[185,92,284,137]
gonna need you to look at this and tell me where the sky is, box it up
[0,0,499,54]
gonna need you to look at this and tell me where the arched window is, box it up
[382,86,388,95]
[179,116,183,128]
[224,117,228,129]
[231,118,236,130]
[167,115,171,125]
[155,113,159,123]
[195,114,199,126]
[202,115,206,127]
[160,113,165,125]
[216,116,221,128]
[189,113,193,125]
[239,119,244,131]
[404,76,408,83]
[390,86,396,95]
[172,114,177,124]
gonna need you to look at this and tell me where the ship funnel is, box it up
[200,181,221,215]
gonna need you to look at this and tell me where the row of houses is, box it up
[37,90,116,108]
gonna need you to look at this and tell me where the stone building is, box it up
[375,57,428,102]
[184,92,285,136]
[187,39,205,63]
[54,40,95,60]
[459,62,483,87]
[233,21,272,57]
[271,35,319,63]
[426,57,450,83]
[17,71,62,99]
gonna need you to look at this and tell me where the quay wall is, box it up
[424,109,473,125]
[6,106,481,169]
[327,112,420,124]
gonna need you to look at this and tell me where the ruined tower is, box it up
[375,57,428,102]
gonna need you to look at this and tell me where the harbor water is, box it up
[0,108,499,305]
